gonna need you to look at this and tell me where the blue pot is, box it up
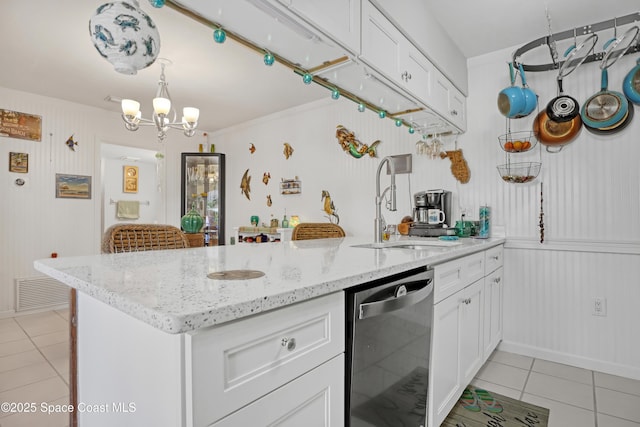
[497,63,527,118]
[580,68,629,129]
[623,58,640,105]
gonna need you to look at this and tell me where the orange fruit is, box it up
[513,140,523,151]
[522,140,531,150]
[504,141,514,151]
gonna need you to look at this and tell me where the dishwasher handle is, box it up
[358,278,433,320]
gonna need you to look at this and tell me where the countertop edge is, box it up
[34,237,505,334]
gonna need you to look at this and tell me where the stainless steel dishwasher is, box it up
[345,266,434,427]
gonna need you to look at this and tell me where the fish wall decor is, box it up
[65,135,78,151]
[266,194,272,207]
[335,125,380,159]
[283,142,294,159]
[240,169,251,200]
[263,172,270,185]
[249,143,256,154]
[321,190,339,224]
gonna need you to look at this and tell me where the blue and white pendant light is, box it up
[89,0,160,75]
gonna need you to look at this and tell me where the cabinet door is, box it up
[459,279,484,386]
[431,70,467,132]
[361,0,404,86]
[211,354,344,427]
[430,291,462,427]
[282,0,360,53]
[483,267,504,359]
[402,43,434,105]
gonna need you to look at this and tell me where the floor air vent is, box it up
[15,276,69,312]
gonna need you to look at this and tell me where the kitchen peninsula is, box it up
[34,236,504,427]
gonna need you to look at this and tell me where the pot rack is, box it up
[513,12,640,72]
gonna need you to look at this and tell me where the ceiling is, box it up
[1,0,638,133]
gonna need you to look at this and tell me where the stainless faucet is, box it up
[374,156,397,243]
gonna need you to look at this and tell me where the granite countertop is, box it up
[34,236,504,334]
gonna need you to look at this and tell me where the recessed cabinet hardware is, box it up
[401,71,412,82]
[281,337,296,351]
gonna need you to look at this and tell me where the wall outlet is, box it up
[592,297,607,316]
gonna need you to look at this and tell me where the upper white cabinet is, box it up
[361,1,432,104]
[361,0,466,132]
[278,0,361,54]
[432,68,467,131]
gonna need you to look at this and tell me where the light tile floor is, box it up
[1,310,639,427]
[0,309,70,427]
[472,350,640,427]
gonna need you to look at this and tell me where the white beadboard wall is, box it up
[0,86,200,316]
[211,98,460,240]
[2,41,639,378]
[462,45,640,379]
[212,46,640,379]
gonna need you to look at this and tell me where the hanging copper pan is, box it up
[533,110,582,152]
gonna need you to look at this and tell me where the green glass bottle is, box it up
[181,202,203,233]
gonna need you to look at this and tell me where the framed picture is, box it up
[56,174,92,199]
[123,165,139,193]
[9,152,28,173]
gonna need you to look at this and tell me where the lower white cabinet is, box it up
[429,244,504,427]
[186,292,344,426]
[483,267,504,359]
[211,354,344,427]
[430,277,484,427]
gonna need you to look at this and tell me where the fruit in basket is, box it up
[512,140,523,151]
[522,140,531,150]
[504,141,514,151]
[501,174,536,183]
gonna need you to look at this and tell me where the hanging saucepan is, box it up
[497,62,526,118]
[623,58,640,104]
[518,63,537,117]
[581,26,639,129]
[581,68,629,129]
[546,33,598,122]
[533,109,582,153]
[584,98,634,135]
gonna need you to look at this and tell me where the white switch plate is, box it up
[592,297,607,316]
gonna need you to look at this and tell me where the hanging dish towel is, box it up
[116,200,140,219]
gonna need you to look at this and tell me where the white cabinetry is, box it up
[429,244,504,427]
[484,246,504,359]
[361,0,465,131]
[278,0,361,54]
[432,69,467,132]
[211,355,344,427]
[361,0,432,105]
[187,292,344,426]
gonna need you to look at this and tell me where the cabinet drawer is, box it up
[433,251,484,303]
[210,354,344,427]
[485,245,504,274]
[186,292,344,426]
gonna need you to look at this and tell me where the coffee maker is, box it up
[409,189,455,237]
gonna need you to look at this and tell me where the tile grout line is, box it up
[518,356,535,400]
[11,315,70,393]
[592,370,598,427]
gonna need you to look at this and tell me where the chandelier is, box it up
[121,58,199,142]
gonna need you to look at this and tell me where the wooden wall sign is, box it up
[0,109,42,142]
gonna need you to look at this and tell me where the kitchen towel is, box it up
[116,200,140,220]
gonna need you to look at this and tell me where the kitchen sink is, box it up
[352,240,461,249]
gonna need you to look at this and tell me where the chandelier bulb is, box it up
[153,97,171,115]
